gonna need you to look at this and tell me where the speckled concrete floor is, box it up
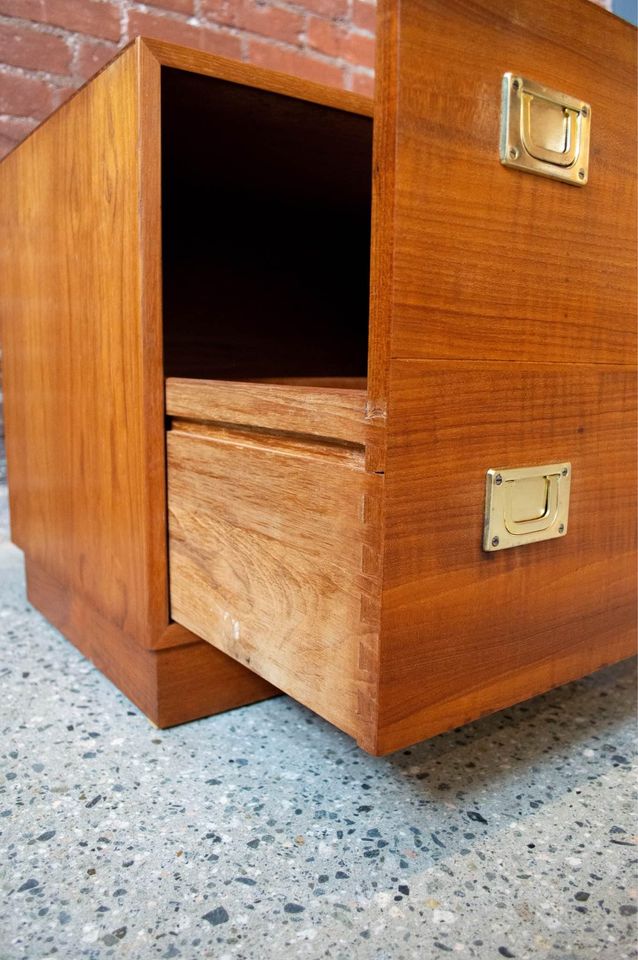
[1,478,636,960]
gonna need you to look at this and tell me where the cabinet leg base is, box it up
[24,555,279,727]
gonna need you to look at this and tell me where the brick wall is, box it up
[0,0,375,160]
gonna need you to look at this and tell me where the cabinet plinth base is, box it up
[24,555,278,728]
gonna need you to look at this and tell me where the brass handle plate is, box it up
[483,463,571,552]
[500,73,591,185]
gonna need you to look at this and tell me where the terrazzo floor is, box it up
[0,477,636,960]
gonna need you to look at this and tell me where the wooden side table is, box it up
[1,0,635,754]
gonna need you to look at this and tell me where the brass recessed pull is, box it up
[500,73,590,185]
[483,463,571,551]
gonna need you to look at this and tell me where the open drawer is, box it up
[167,365,637,756]
[166,377,382,744]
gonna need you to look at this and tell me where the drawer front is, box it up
[378,361,637,753]
[370,0,636,373]
[166,384,382,745]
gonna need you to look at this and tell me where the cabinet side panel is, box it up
[0,45,168,647]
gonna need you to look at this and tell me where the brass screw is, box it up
[581,105,589,117]
[512,78,521,91]
[562,467,569,477]
[578,169,586,180]
[495,474,503,485]
[492,536,500,548]
[558,523,565,534]
[509,147,519,160]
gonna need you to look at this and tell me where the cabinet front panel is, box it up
[378,360,636,753]
[0,45,169,648]
[373,0,636,367]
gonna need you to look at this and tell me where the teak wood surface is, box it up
[167,402,382,746]
[368,0,637,378]
[166,378,369,446]
[365,0,636,753]
[1,0,636,753]
[377,361,636,752]
[169,0,635,753]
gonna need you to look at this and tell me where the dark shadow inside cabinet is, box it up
[161,67,373,387]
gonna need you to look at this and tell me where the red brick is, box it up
[54,83,74,107]
[248,38,344,87]
[0,113,38,157]
[48,0,121,40]
[145,0,194,16]
[0,131,16,159]
[203,0,303,45]
[295,0,347,16]
[352,0,376,34]
[306,17,341,57]
[350,69,374,97]
[75,37,118,81]
[0,1,45,19]
[0,114,38,141]
[0,69,58,118]
[127,10,242,60]
[0,22,72,75]
[1,0,123,42]
[343,31,375,68]
[307,18,375,67]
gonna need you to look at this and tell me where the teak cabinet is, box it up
[1,0,635,754]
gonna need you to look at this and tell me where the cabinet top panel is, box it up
[144,36,374,118]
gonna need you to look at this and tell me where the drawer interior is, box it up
[161,67,373,384]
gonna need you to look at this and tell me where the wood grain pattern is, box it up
[0,39,279,722]
[376,360,636,753]
[370,0,636,368]
[166,378,369,445]
[3,11,636,754]
[365,0,396,470]
[167,416,382,744]
[0,44,167,646]
[145,37,373,117]
[250,378,368,389]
